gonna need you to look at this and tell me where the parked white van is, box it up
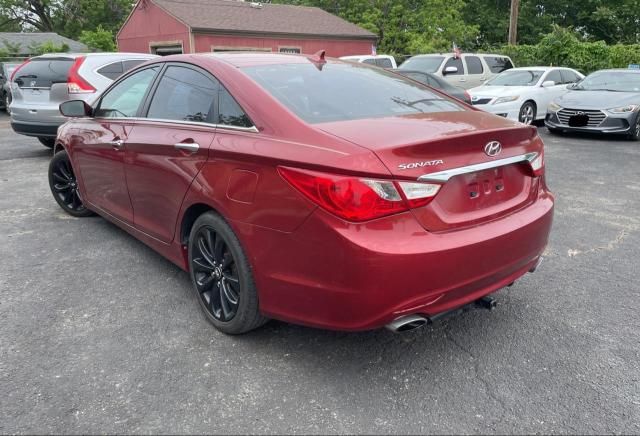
[399,53,515,89]
[340,55,397,69]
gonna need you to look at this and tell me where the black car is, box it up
[395,70,471,104]
[546,69,640,140]
[1,62,20,112]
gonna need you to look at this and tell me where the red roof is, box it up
[152,0,377,40]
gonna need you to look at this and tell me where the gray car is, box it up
[1,62,20,112]
[9,52,157,147]
[546,69,640,140]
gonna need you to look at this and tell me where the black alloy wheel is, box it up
[188,212,267,334]
[48,151,93,217]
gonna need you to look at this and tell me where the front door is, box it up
[73,66,160,223]
[124,64,219,243]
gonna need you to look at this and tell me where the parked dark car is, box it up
[546,69,640,140]
[1,62,20,112]
[396,69,471,103]
[50,53,553,334]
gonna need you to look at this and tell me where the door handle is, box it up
[110,139,124,149]
[174,142,200,153]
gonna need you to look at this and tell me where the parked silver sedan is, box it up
[9,52,157,147]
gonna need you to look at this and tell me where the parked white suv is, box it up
[340,55,397,69]
[399,53,515,89]
[9,52,157,147]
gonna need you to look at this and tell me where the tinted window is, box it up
[96,67,158,118]
[123,60,146,72]
[400,72,429,86]
[399,56,444,73]
[465,56,484,74]
[576,71,640,92]
[561,70,580,84]
[218,87,253,127]
[147,66,218,123]
[13,58,73,88]
[443,57,464,75]
[243,63,463,124]
[545,70,562,85]
[362,58,376,65]
[376,58,393,68]
[484,56,514,73]
[97,62,123,80]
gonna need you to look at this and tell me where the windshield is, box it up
[575,71,640,92]
[399,56,444,73]
[486,70,544,86]
[243,62,463,124]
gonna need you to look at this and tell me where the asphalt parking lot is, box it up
[0,111,638,434]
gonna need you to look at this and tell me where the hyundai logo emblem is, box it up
[484,141,502,157]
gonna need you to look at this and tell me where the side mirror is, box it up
[59,100,92,118]
[443,66,458,75]
[541,80,555,88]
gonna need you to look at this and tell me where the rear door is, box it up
[124,64,218,243]
[10,56,74,125]
[463,55,487,88]
[73,66,160,223]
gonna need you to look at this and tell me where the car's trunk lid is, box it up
[317,111,543,231]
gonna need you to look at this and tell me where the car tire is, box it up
[2,92,8,113]
[38,137,55,148]
[628,115,640,141]
[188,211,268,334]
[518,101,536,125]
[48,150,94,218]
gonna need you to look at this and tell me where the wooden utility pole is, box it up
[508,0,520,45]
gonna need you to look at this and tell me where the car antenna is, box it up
[308,50,327,70]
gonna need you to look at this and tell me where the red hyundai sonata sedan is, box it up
[49,52,553,334]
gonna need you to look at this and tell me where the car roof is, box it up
[198,52,346,68]
[408,53,509,58]
[591,68,640,73]
[34,52,158,59]
[507,66,565,71]
[340,55,394,60]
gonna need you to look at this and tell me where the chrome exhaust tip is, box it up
[386,314,429,333]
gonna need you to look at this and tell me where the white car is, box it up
[339,55,397,69]
[468,67,584,124]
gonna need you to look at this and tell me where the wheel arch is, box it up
[53,142,66,154]
[179,202,218,246]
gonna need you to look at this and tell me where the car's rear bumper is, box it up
[10,121,59,138]
[236,184,554,331]
[545,111,636,135]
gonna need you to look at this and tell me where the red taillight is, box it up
[278,167,441,222]
[10,58,30,82]
[529,150,544,177]
[67,56,95,94]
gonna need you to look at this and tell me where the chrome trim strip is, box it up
[93,116,259,133]
[418,152,538,183]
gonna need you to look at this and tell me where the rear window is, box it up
[97,62,124,80]
[376,58,393,68]
[13,58,73,88]
[243,62,463,124]
[399,56,444,73]
[483,56,514,74]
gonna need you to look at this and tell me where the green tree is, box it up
[79,24,116,51]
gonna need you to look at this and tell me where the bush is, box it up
[79,26,116,52]
[498,26,640,74]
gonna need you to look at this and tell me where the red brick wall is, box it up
[194,34,375,57]
[117,1,191,54]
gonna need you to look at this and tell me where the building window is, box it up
[279,46,301,54]
[212,46,271,53]
[150,41,183,56]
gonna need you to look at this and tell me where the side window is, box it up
[147,66,218,123]
[484,56,513,73]
[465,56,484,74]
[97,62,124,80]
[443,57,464,75]
[95,67,158,118]
[560,70,579,84]
[376,58,393,68]
[362,58,376,65]
[545,70,562,85]
[123,60,146,73]
[218,87,253,128]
